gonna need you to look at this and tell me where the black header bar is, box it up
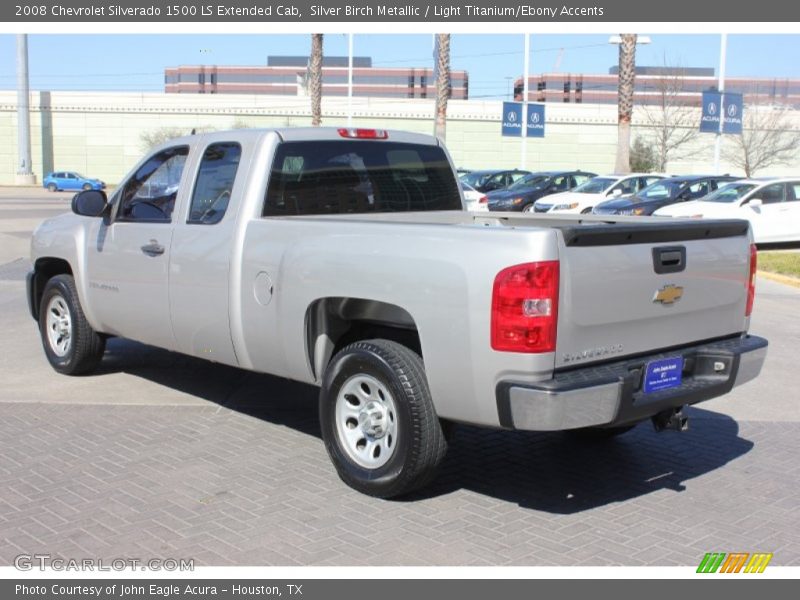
[5,0,800,22]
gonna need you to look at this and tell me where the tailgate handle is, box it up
[653,246,686,274]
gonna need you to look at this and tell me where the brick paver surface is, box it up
[1,386,798,566]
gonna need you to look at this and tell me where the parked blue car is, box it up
[43,171,106,192]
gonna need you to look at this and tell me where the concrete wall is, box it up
[1,90,799,186]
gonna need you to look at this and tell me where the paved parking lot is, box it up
[1,188,799,566]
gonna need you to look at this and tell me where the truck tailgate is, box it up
[555,219,752,368]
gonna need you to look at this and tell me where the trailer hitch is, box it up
[652,406,689,432]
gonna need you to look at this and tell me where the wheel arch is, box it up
[28,257,74,321]
[305,297,421,382]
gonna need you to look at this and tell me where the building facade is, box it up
[165,56,469,99]
[515,66,800,108]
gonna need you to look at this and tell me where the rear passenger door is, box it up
[757,182,800,243]
[168,141,245,366]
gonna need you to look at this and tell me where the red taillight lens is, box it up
[478,195,488,204]
[491,261,559,353]
[337,128,388,139]
[746,243,757,316]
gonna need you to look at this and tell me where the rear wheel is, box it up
[47,183,57,192]
[39,274,105,375]
[320,339,447,498]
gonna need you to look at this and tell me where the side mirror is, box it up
[747,198,763,208]
[72,189,108,217]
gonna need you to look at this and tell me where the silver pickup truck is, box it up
[28,127,767,498]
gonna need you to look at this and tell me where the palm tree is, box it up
[615,34,637,174]
[434,33,451,141]
[309,34,323,127]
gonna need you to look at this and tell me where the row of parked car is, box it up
[458,169,800,244]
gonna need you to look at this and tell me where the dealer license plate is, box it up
[643,356,684,394]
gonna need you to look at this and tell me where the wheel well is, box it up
[306,297,421,381]
[30,258,73,321]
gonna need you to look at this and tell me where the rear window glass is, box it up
[263,140,461,216]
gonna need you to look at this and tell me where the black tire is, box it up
[566,423,637,440]
[47,183,57,192]
[82,183,92,191]
[320,339,447,498]
[39,274,105,375]
[581,207,593,214]
[522,203,536,213]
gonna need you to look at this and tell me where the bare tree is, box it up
[434,33,451,142]
[614,34,637,174]
[309,34,323,127]
[639,66,700,171]
[722,105,800,177]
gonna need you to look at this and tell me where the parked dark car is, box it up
[487,170,597,213]
[459,169,531,193]
[592,175,739,216]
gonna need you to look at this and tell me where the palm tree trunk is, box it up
[309,34,323,127]
[434,33,450,141]
[615,34,637,174]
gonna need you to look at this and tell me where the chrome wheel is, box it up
[335,374,398,469]
[45,295,72,357]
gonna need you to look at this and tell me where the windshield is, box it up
[637,180,682,200]
[703,183,758,203]
[574,177,615,194]
[507,174,549,190]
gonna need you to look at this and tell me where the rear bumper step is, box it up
[496,334,768,431]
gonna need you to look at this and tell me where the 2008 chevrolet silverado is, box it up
[28,127,767,497]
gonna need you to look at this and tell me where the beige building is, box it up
[2,90,799,186]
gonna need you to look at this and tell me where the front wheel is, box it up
[47,183,57,192]
[319,339,447,498]
[82,183,93,191]
[39,274,105,375]
[522,203,536,213]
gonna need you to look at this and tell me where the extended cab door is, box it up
[84,145,189,350]
[167,141,245,366]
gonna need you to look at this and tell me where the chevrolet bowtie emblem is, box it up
[653,284,684,305]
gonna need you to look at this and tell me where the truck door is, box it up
[167,141,245,366]
[84,145,190,351]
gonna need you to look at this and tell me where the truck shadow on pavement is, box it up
[100,338,755,514]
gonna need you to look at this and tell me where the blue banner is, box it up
[723,92,743,135]
[700,91,722,133]
[501,102,523,137]
[526,103,546,138]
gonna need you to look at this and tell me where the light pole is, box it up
[16,34,35,185]
[713,34,728,174]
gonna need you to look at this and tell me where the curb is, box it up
[758,270,800,289]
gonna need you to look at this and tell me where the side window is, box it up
[509,172,528,184]
[187,142,241,225]
[759,183,785,204]
[552,175,569,191]
[642,176,661,189]
[573,174,591,186]
[787,183,800,202]
[686,181,710,199]
[613,178,637,195]
[117,146,189,223]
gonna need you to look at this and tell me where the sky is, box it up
[1,33,799,100]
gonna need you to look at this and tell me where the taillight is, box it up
[478,195,488,204]
[491,261,559,353]
[337,128,388,139]
[746,243,757,316]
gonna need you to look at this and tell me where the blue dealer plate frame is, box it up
[643,356,684,394]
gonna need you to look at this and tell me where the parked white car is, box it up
[654,178,800,243]
[537,173,665,214]
[461,182,489,212]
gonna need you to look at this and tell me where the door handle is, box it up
[141,240,165,256]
